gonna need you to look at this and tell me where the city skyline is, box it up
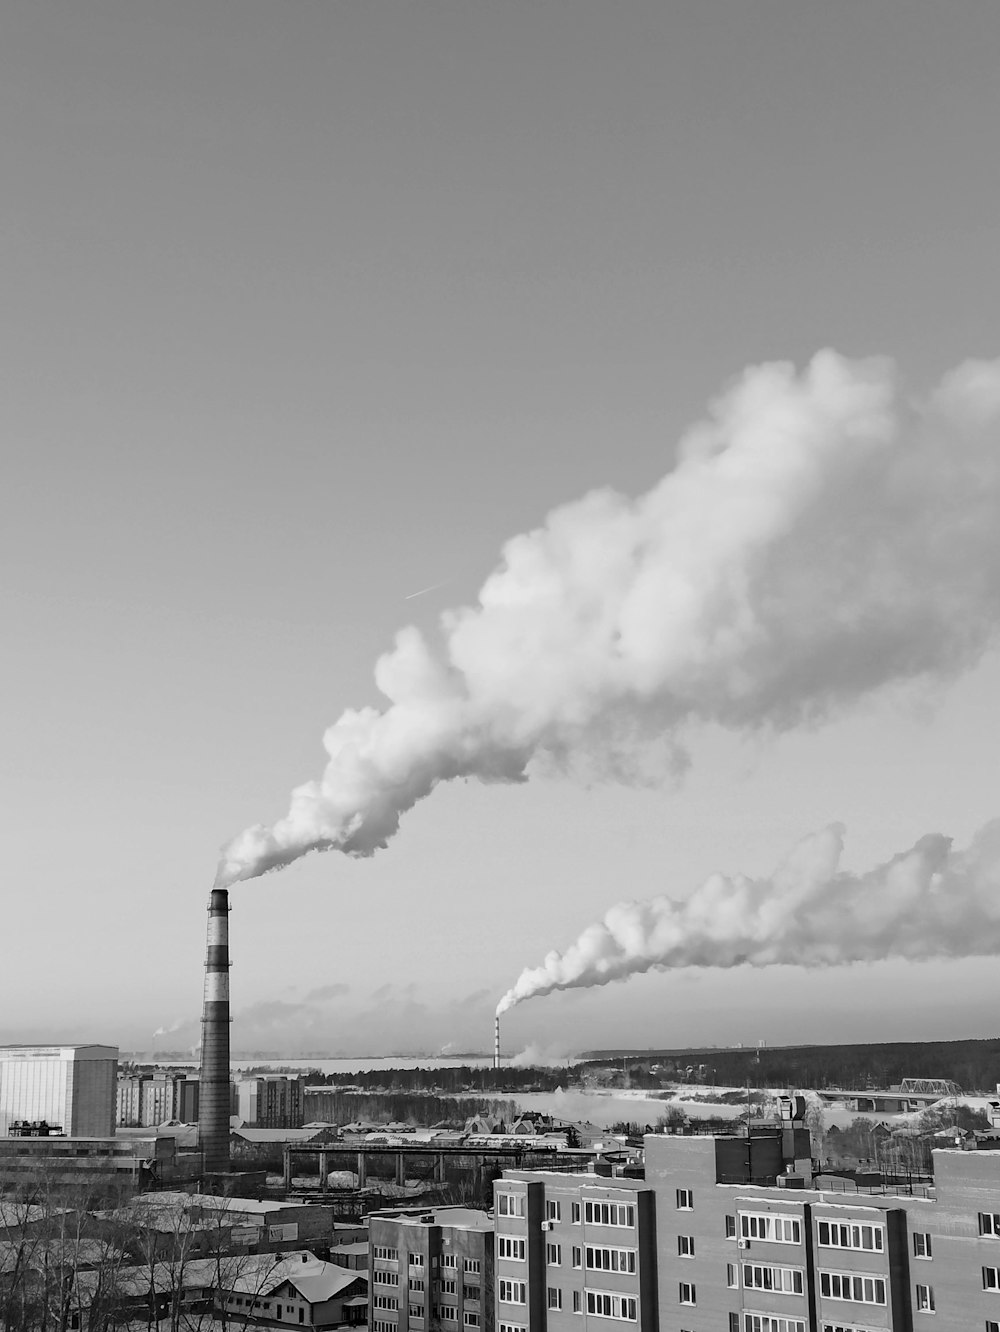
[4,1,1000,1057]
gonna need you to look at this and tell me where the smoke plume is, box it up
[495,819,1000,1014]
[217,352,1000,887]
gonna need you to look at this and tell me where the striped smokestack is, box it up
[494,1015,500,1071]
[199,887,231,1175]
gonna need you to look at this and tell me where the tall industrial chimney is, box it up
[494,1016,500,1071]
[199,887,231,1175]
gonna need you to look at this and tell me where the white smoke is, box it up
[217,352,1000,887]
[495,819,1000,1014]
[153,1019,186,1038]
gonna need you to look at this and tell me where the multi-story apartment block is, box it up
[117,1073,147,1127]
[643,1131,1000,1332]
[238,1075,304,1129]
[493,1169,658,1332]
[487,1112,1000,1332]
[368,1205,495,1332]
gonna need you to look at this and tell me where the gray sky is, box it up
[3,1,1000,1058]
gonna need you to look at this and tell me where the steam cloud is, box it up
[496,819,1000,1014]
[217,352,1000,887]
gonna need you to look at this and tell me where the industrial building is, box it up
[0,1045,117,1137]
[0,1131,181,1188]
[369,1205,495,1332]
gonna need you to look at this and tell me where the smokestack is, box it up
[199,887,231,1175]
[494,1015,500,1071]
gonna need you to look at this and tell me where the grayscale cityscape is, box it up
[4,3,1000,1332]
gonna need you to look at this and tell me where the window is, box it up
[409,1307,422,1319]
[727,1262,738,1287]
[547,1287,563,1310]
[440,1306,457,1321]
[678,1234,695,1257]
[498,1325,527,1332]
[915,1284,935,1312]
[498,1280,526,1304]
[983,1214,1000,1237]
[743,1212,803,1244]
[409,1253,425,1268]
[584,1200,636,1227]
[679,1281,696,1305]
[744,1264,805,1295]
[816,1220,883,1252]
[546,1199,562,1222]
[914,1233,932,1259]
[987,1322,1000,1332]
[497,1192,526,1217]
[464,1259,481,1275]
[373,1246,398,1262]
[442,1254,457,1269]
[498,1236,525,1261]
[372,1295,399,1311]
[573,1290,581,1313]
[676,1188,694,1209]
[729,1316,740,1332]
[744,1318,806,1332]
[819,1272,887,1305]
[726,1214,737,1238]
[546,1242,561,1265]
[586,1291,638,1320]
[440,1279,457,1296]
[373,1323,394,1332]
[464,1315,480,1328]
[373,1270,399,1285]
[410,1278,425,1293]
[985,1268,1000,1290]
[586,1246,637,1273]
[572,1202,581,1223]
[571,1246,582,1267]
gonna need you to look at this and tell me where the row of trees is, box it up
[304,1064,572,1093]
[587,1037,1000,1093]
[0,1170,287,1332]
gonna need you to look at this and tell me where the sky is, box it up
[3,0,1000,1059]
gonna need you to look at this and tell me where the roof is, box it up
[373,1207,492,1232]
[240,1253,368,1303]
[0,1239,122,1274]
[71,1252,365,1306]
[232,1128,323,1143]
[0,1045,118,1060]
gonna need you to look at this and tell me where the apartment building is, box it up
[493,1169,658,1332]
[644,1132,1000,1332]
[368,1205,494,1332]
[486,1114,1000,1332]
[238,1076,304,1129]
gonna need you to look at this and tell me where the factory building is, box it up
[0,1045,117,1137]
[0,1131,181,1187]
[369,1205,495,1332]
